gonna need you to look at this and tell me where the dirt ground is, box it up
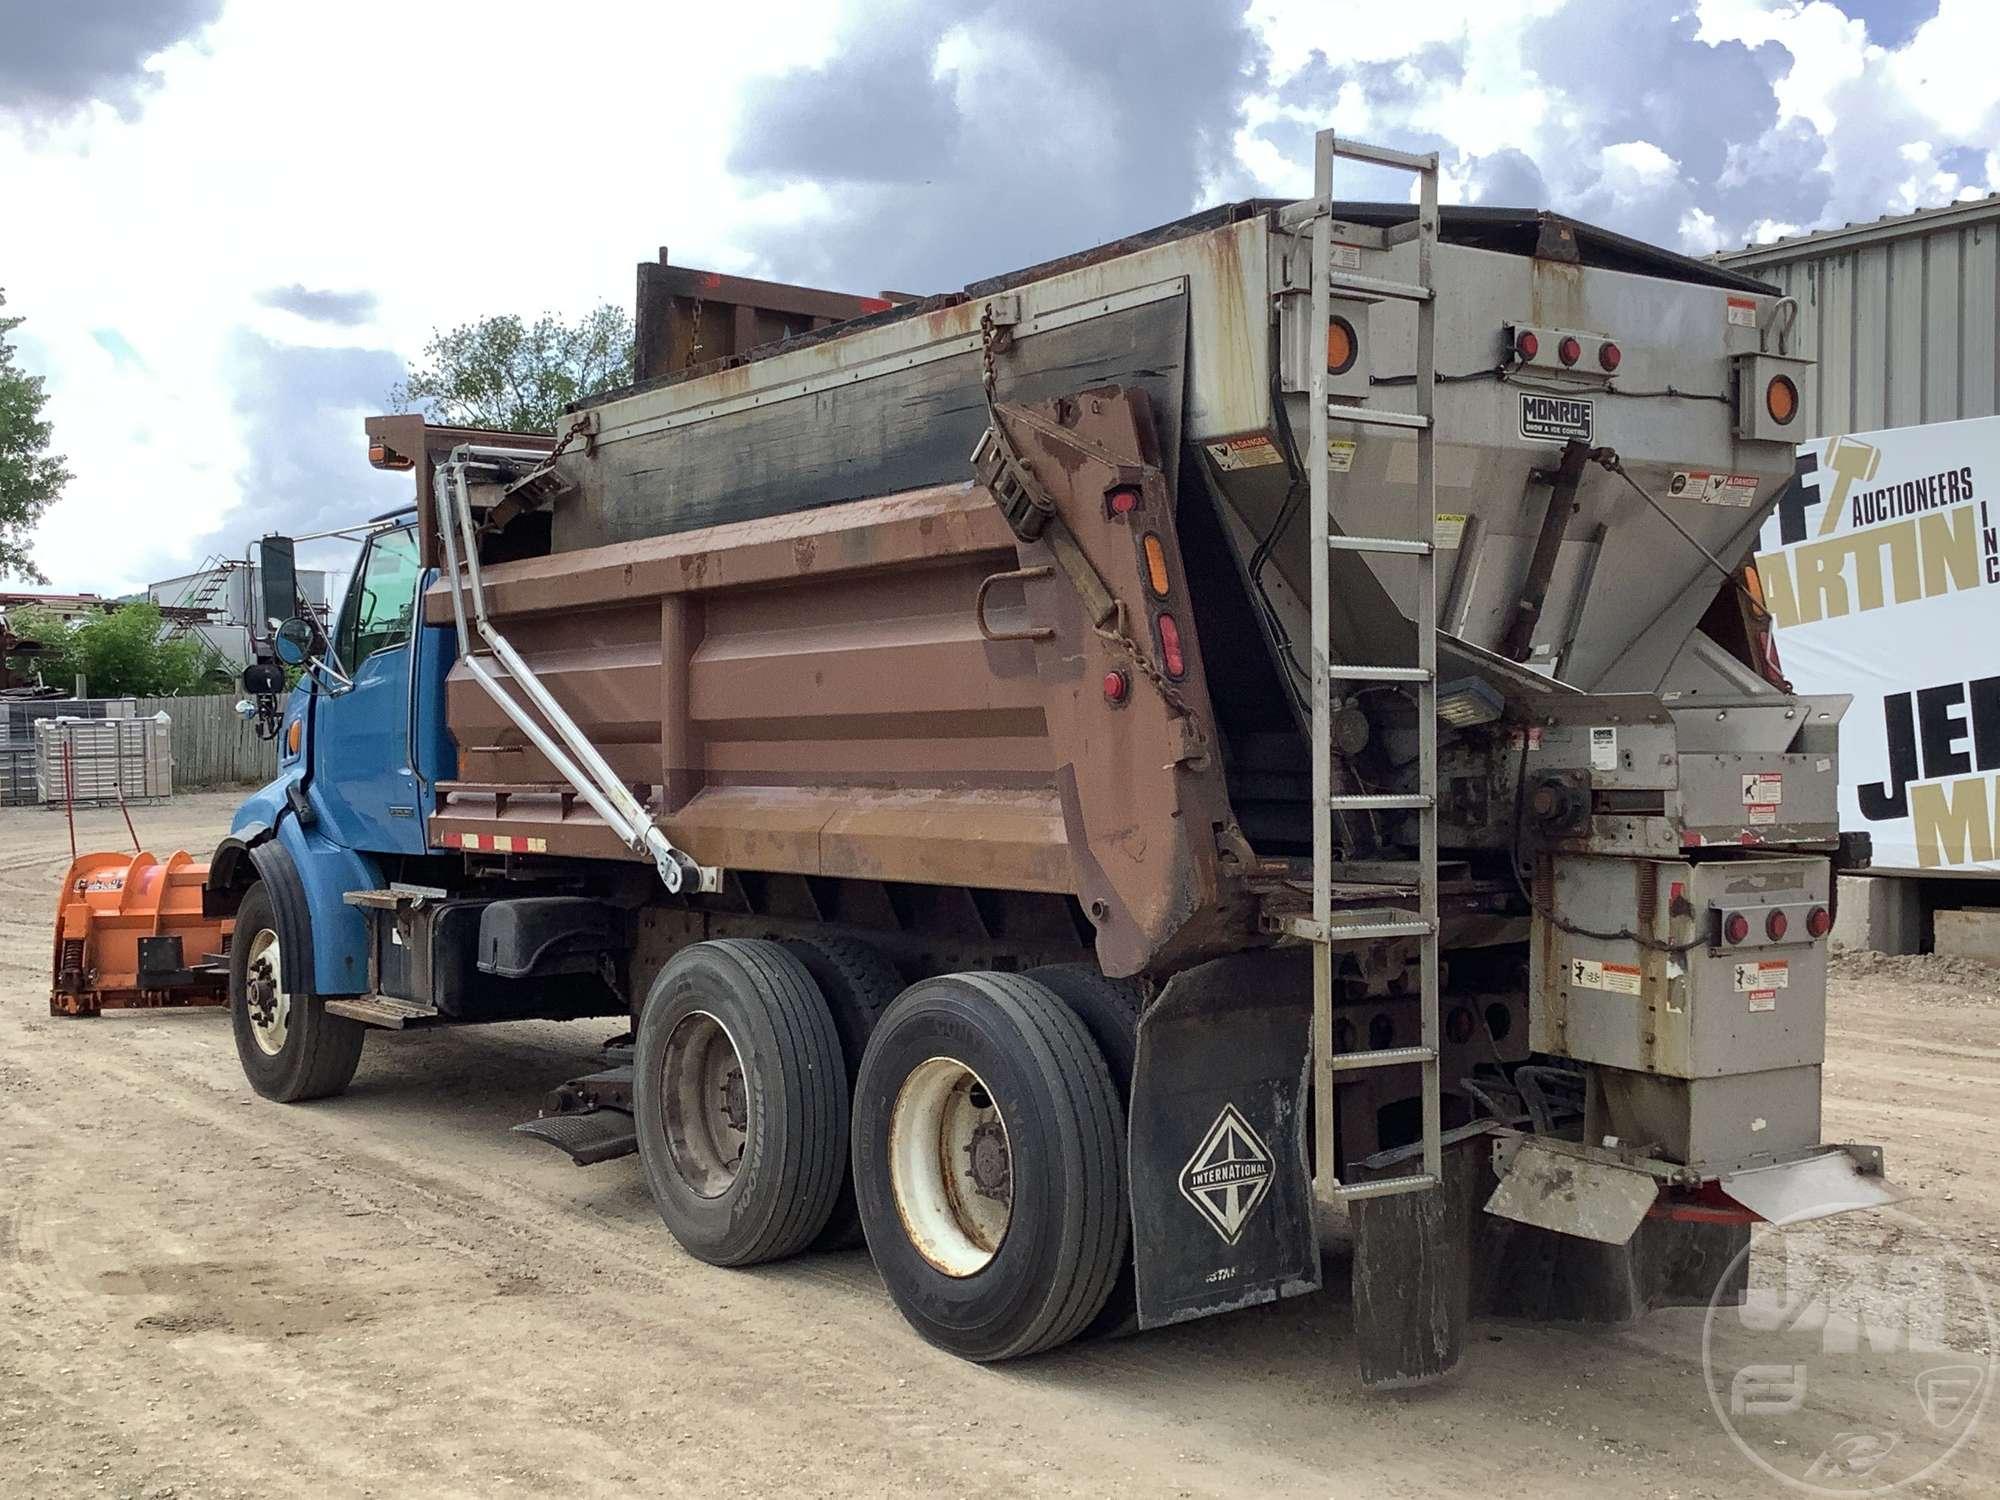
[3,793,1996,1497]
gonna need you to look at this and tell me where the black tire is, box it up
[1024,963,1144,1340]
[780,934,901,1251]
[229,881,365,1103]
[852,971,1127,1362]
[633,939,847,1267]
[1024,964,1142,1099]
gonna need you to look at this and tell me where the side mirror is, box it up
[273,616,316,667]
[257,535,299,637]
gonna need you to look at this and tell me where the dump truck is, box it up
[55,133,1898,1386]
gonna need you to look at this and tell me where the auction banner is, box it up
[1754,417,2000,873]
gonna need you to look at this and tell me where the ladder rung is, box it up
[1328,272,1432,304]
[1327,405,1431,431]
[1332,664,1431,682]
[1328,1045,1436,1073]
[1327,534,1431,556]
[1333,1172,1440,1202]
[1271,914,1435,943]
[1329,138,1439,173]
[1326,793,1431,810]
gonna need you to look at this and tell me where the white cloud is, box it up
[7,0,1995,596]
[1,0,844,592]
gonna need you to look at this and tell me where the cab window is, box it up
[337,526,420,666]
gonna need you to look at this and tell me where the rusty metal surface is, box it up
[633,256,898,385]
[368,413,553,571]
[428,389,1246,976]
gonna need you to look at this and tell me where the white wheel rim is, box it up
[660,1010,748,1198]
[889,1056,1012,1277]
[244,927,291,1057]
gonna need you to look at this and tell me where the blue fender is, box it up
[238,806,382,998]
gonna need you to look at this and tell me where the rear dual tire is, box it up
[852,971,1129,1362]
[633,939,849,1267]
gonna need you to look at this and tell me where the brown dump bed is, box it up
[425,390,1247,977]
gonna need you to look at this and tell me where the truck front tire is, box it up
[229,881,366,1102]
[633,939,848,1267]
[852,971,1127,1361]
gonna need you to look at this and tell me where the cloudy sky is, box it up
[2,0,1994,592]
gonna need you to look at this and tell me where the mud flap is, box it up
[1129,951,1319,1329]
[1348,1123,1496,1390]
[1472,1135,1755,1323]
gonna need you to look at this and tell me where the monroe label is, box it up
[1520,392,1594,443]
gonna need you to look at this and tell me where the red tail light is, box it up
[1722,912,1750,945]
[1515,330,1539,360]
[1102,670,1129,705]
[1806,906,1832,938]
[1558,336,1581,367]
[1156,614,1186,678]
[1766,910,1789,941]
[1598,341,1622,372]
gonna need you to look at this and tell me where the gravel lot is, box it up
[2,792,1995,1496]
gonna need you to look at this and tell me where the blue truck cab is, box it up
[205,420,629,1108]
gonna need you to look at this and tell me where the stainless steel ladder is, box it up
[1298,130,1443,1206]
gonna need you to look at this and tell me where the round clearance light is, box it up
[1766,909,1789,941]
[1107,485,1141,517]
[1766,374,1799,425]
[1598,341,1622,372]
[1327,316,1359,376]
[1558,335,1582,366]
[1102,670,1129,705]
[1723,912,1750,945]
[1806,905,1832,939]
[1514,329,1540,361]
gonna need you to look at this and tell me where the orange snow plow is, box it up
[50,850,232,1017]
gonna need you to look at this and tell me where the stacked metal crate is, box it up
[0,698,139,807]
[25,708,172,808]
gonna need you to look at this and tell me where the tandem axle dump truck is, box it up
[54,134,1897,1385]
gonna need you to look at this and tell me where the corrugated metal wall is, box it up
[1718,204,2000,436]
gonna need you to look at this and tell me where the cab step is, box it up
[323,994,442,1029]
[511,1108,638,1166]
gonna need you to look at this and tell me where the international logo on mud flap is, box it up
[1179,1104,1275,1246]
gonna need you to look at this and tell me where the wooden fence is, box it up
[134,693,278,791]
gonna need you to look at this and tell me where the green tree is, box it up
[389,304,634,433]
[1,602,228,698]
[0,290,70,583]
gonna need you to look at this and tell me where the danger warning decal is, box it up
[1668,470,1761,507]
[1742,772,1783,826]
[1179,1103,1275,1246]
[1202,433,1284,472]
[1569,957,1642,995]
[1735,959,1789,1011]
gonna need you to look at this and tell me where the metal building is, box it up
[1714,195,2000,436]
[145,562,330,668]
